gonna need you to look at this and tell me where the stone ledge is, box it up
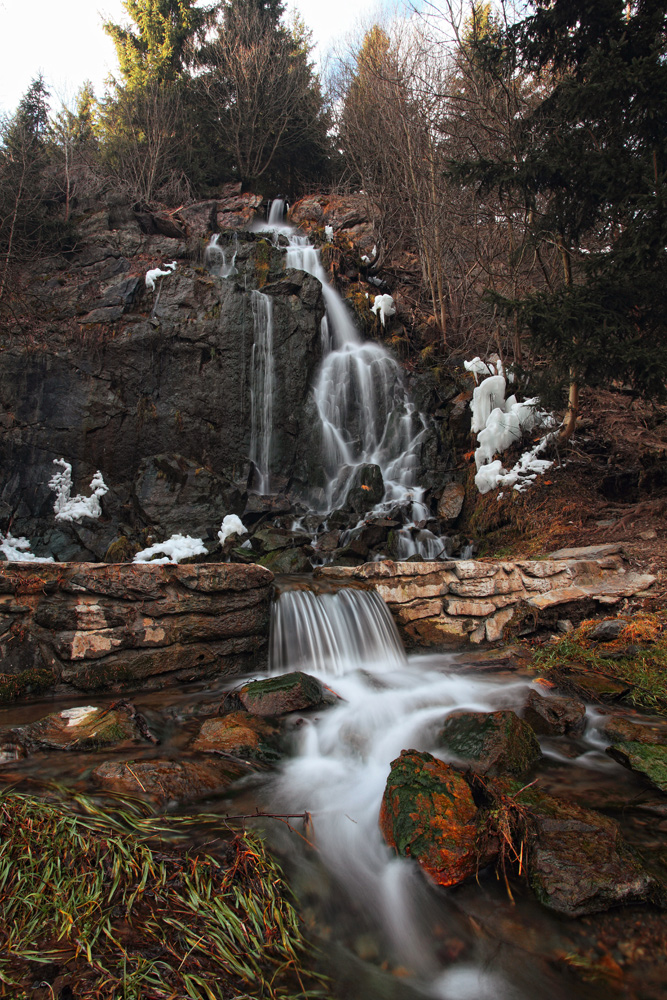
[0,562,274,700]
[316,549,655,647]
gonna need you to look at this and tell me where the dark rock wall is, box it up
[0,206,324,558]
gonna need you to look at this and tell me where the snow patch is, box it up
[133,533,207,564]
[324,226,334,242]
[218,514,248,546]
[49,459,108,522]
[0,532,54,562]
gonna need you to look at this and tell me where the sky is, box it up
[0,0,416,116]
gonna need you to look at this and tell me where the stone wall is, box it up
[0,562,273,702]
[316,544,656,647]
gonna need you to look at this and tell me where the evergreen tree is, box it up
[461,1,667,431]
[105,0,218,87]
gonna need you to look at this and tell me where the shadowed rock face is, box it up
[0,209,325,559]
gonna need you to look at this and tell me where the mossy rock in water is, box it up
[12,704,146,753]
[508,782,661,916]
[190,711,282,762]
[237,671,337,717]
[437,710,541,776]
[379,748,494,887]
[606,741,667,794]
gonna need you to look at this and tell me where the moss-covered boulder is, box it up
[190,711,281,762]
[517,785,659,916]
[236,671,337,717]
[437,710,541,776]
[522,689,586,736]
[258,547,313,574]
[12,703,147,753]
[606,741,667,794]
[379,749,493,887]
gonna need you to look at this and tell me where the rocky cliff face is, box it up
[0,196,329,560]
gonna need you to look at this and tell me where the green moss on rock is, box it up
[438,710,541,776]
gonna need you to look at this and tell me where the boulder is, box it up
[258,547,313,574]
[379,749,492,887]
[589,619,626,642]
[190,711,280,761]
[438,710,541,776]
[521,689,586,736]
[519,786,659,916]
[606,741,667,794]
[437,483,465,522]
[92,757,246,803]
[235,671,337,716]
[597,715,667,745]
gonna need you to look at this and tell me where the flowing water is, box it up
[261,202,430,520]
[249,289,275,494]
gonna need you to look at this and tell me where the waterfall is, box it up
[249,290,274,495]
[204,232,238,278]
[261,201,428,517]
[270,586,406,676]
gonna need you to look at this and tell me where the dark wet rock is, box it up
[558,669,632,703]
[590,620,626,642]
[597,716,667,745]
[345,464,384,515]
[438,710,541,776]
[437,483,465,522]
[0,741,25,764]
[92,757,246,803]
[258,546,313,574]
[521,689,586,736]
[135,454,245,540]
[518,786,659,916]
[313,529,342,554]
[236,671,337,717]
[12,703,146,752]
[379,749,494,887]
[606,741,667,794]
[251,526,297,553]
[190,711,281,761]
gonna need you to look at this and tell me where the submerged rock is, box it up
[190,711,281,762]
[519,786,659,916]
[12,703,147,752]
[521,689,586,736]
[92,757,246,803]
[437,710,541,776]
[379,749,492,887]
[235,671,337,717]
[606,741,667,794]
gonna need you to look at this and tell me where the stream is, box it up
[2,580,667,999]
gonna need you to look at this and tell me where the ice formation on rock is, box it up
[145,260,177,290]
[133,533,207,564]
[468,362,554,494]
[218,514,248,546]
[371,293,396,327]
[49,459,108,522]
[0,532,54,562]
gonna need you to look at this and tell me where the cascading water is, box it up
[262,201,429,518]
[266,585,572,999]
[249,290,275,495]
[204,232,238,278]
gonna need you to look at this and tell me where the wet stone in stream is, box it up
[437,709,542,776]
[92,757,249,804]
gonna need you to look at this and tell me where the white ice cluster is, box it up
[133,533,208,564]
[145,260,177,291]
[468,361,555,495]
[0,532,54,562]
[49,459,109,522]
[324,226,334,242]
[371,293,396,327]
[218,514,247,546]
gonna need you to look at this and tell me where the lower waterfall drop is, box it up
[267,583,537,999]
